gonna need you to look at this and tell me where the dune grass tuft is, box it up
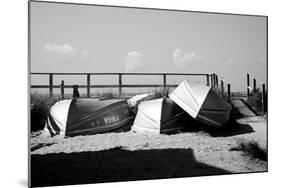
[151,87,170,99]
[247,89,266,114]
[30,93,62,131]
[230,139,267,161]
[100,91,115,99]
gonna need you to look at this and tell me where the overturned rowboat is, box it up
[131,97,196,134]
[131,80,232,135]
[169,80,232,127]
[44,98,134,137]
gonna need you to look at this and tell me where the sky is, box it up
[30,1,267,92]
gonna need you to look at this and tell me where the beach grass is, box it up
[247,89,265,114]
[230,139,267,161]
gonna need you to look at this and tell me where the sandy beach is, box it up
[30,116,267,187]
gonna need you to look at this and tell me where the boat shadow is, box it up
[177,107,255,137]
[202,119,254,137]
[203,106,255,137]
[31,143,55,152]
[31,148,230,187]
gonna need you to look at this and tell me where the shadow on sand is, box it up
[204,106,255,137]
[174,117,254,138]
[176,106,255,137]
[202,119,254,137]
[31,143,55,152]
[31,148,230,187]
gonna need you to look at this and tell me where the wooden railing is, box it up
[246,73,267,114]
[30,72,211,98]
[30,72,267,115]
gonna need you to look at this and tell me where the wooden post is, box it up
[253,78,256,92]
[60,80,64,99]
[87,74,91,98]
[247,73,250,97]
[213,73,215,87]
[214,74,216,88]
[213,73,216,88]
[118,73,122,98]
[206,74,210,86]
[49,73,53,98]
[262,84,267,114]
[211,73,215,88]
[227,84,231,101]
[163,74,167,90]
[221,80,224,93]
[215,74,219,88]
[210,74,213,87]
[72,85,80,98]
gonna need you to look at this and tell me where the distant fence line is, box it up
[30,72,260,100]
[30,72,267,115]
[30,72,220,98]
[246,73,267,114]
[246,73,267,96]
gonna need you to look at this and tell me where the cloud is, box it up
[258,56,266,64]
[80,50,91,59]
[43,43,93,64]
[259,56,265,61]
[225,58,236,65]
[173,49,199,66]
[125,51,146,71]
[43,43,76,56]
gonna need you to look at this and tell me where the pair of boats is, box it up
[44,80,232,137]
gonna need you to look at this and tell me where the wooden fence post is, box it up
[49,73,53,98]
[211,73,215,88]
[213,74,216,87]
[60,80,64,99]
[253,78,256,91]
[206,74,210,86]
[262,84,267,114]
[118,73,122,98]
[215,74,219,88]
[214,74,216,88]
[210,74,213,87]
[87,74,91,98]
[221,80,224,93]
[213,73,216,88]
[227,84,231,101]
[163,74,167,90]
[72,85,80,98]
[247,73,250,97]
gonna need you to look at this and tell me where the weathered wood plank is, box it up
[87,74,90,98]
[227,84,231,101]
[31,72,209,76]
[31,84,179,88]
[118,74,122,97]
[60,80,64,99]
[247,73,250,97]
[49,74,53,98]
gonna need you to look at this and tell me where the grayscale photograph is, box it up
[29,1,267,187]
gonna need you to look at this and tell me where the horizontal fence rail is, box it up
[30,72,210,98]
[30,72,267,115]
[31,84,180,88]
[30,72,209,76]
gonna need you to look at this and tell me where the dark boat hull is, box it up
[46,98,134,137]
